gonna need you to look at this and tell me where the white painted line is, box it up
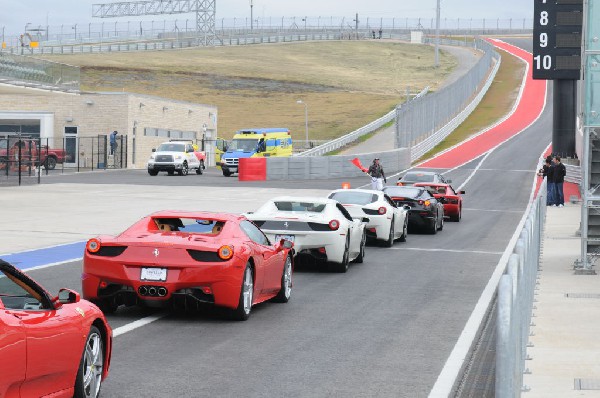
[462,208,523,214]
[389,247,502,255]
[24,257,83,272]
[455,150,493,191]
[428,41,549,397]
[112,313,168,337]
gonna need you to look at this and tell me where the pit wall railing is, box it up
[398,38,501,162]
[495,180,546,396]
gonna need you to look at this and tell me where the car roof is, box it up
[270,196,336,205]
[147,210,245,222]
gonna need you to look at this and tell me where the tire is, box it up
[232,264,254,321]
[437,213,444,231]
[148,170,159,176]
[73,325,104,398]
[331,236,350,273]
[429,219,438,235]
[44,156,57,170]
[196,161,204,175]
[273,255,293,303]
[355,231,366,263]
[399,217,408,242]
[222,169,232,177]
[178,162,188,176]
[383,218,395,247]
[451,207,462,222]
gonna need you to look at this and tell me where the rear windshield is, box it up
[274,201,326,213]
[383,187,422,199]
[157,143,185,152]
[402,172,434,182]
[329,191,378,205]
[153,217,225,234]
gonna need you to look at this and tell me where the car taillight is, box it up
[397,182,403,186]
[378,207,386,215]
[218,245,234,260]
[424,200,431,208]
[418,200,424,205]
[329,220,340,230]
[86,239,101,253]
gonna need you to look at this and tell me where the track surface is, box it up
[4,38,550,397]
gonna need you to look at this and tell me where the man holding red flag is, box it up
[368,158,386,190]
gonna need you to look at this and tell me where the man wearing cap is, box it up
[368,158,386,190]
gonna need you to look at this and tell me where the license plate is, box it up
[140,267,167,281]
[276,234,295,243]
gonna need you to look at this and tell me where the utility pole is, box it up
[250,0,254,30]
[434,0,440,67]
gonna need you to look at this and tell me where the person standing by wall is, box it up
[368,158,386,190]
[553,155,567,207]
[539,156,555,206]
[110,130,118,155]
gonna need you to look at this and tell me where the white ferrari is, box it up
[328,188,409,247]
[246,196,367,272]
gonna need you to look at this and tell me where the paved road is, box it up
[0,38,547,397]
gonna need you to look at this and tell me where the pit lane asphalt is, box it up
[11,37,548,396]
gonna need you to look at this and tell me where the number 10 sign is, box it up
[532,0,583,80]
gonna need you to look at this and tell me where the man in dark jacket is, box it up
[553,155,567,207]
[540,156,555,206]
[368,158,386,190]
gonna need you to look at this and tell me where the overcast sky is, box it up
[0,0,532,36]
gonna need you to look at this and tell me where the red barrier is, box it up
[238,157,267,181]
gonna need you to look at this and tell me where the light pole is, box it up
[250,0,254,30]
[296,100,309,148]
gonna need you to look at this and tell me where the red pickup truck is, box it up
[0,138,70,170]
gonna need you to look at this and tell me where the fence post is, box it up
[496,274,514,397]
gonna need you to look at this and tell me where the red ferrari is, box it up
[82,211,294,321]
[0,259,112,398]
[413,183,465,222]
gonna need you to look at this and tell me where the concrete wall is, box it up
[266,148,410,180]
[0,88,217,168]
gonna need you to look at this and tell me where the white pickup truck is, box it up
[147,140,206,176]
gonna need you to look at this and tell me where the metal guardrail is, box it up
[295,87,429,157]
[395,38,501,161]
[565,163,581,184]
[0,53,80,91]
[496,179,546,397]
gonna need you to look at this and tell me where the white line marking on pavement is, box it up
[112,314,168,337]
[462,208,523,213]
[25,258,83,272]
[428,41,549,397]
[389,247,502,255]
[455,150,492,191]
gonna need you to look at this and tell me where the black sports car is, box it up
[383,186,444,234]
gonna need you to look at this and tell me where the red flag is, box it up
[350,158,368,173]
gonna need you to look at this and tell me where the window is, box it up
[240,220,271,246]
[274,201,326,213]
[0,270,46,310]
[228,139,258,152]
[153,217,225,234]
[329,191,378,205]
[157,143,186,152]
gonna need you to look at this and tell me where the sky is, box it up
[0,0,533,36]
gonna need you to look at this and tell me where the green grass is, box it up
[41,41,457,141]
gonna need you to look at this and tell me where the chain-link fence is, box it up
[0,135,128,186]
[395,38,500,156]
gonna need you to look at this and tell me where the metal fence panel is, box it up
[0,53,80,91]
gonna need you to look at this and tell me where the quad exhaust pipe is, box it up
[138,285,168,297]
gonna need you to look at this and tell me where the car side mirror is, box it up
[459,190,466,194]
[403,205,411,210]
[277,239,294,251]
[58,288,80,304]
[361,217,370,223]
[446,179,452,184]
[152,148,156,152]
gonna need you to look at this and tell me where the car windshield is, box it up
[157,143,186,152]
[401,172,435,182]
[274,201,326,213]
[383,186,422,199]
[329,191,378,205]
[153,217,225,234]
[228,139,258,152]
